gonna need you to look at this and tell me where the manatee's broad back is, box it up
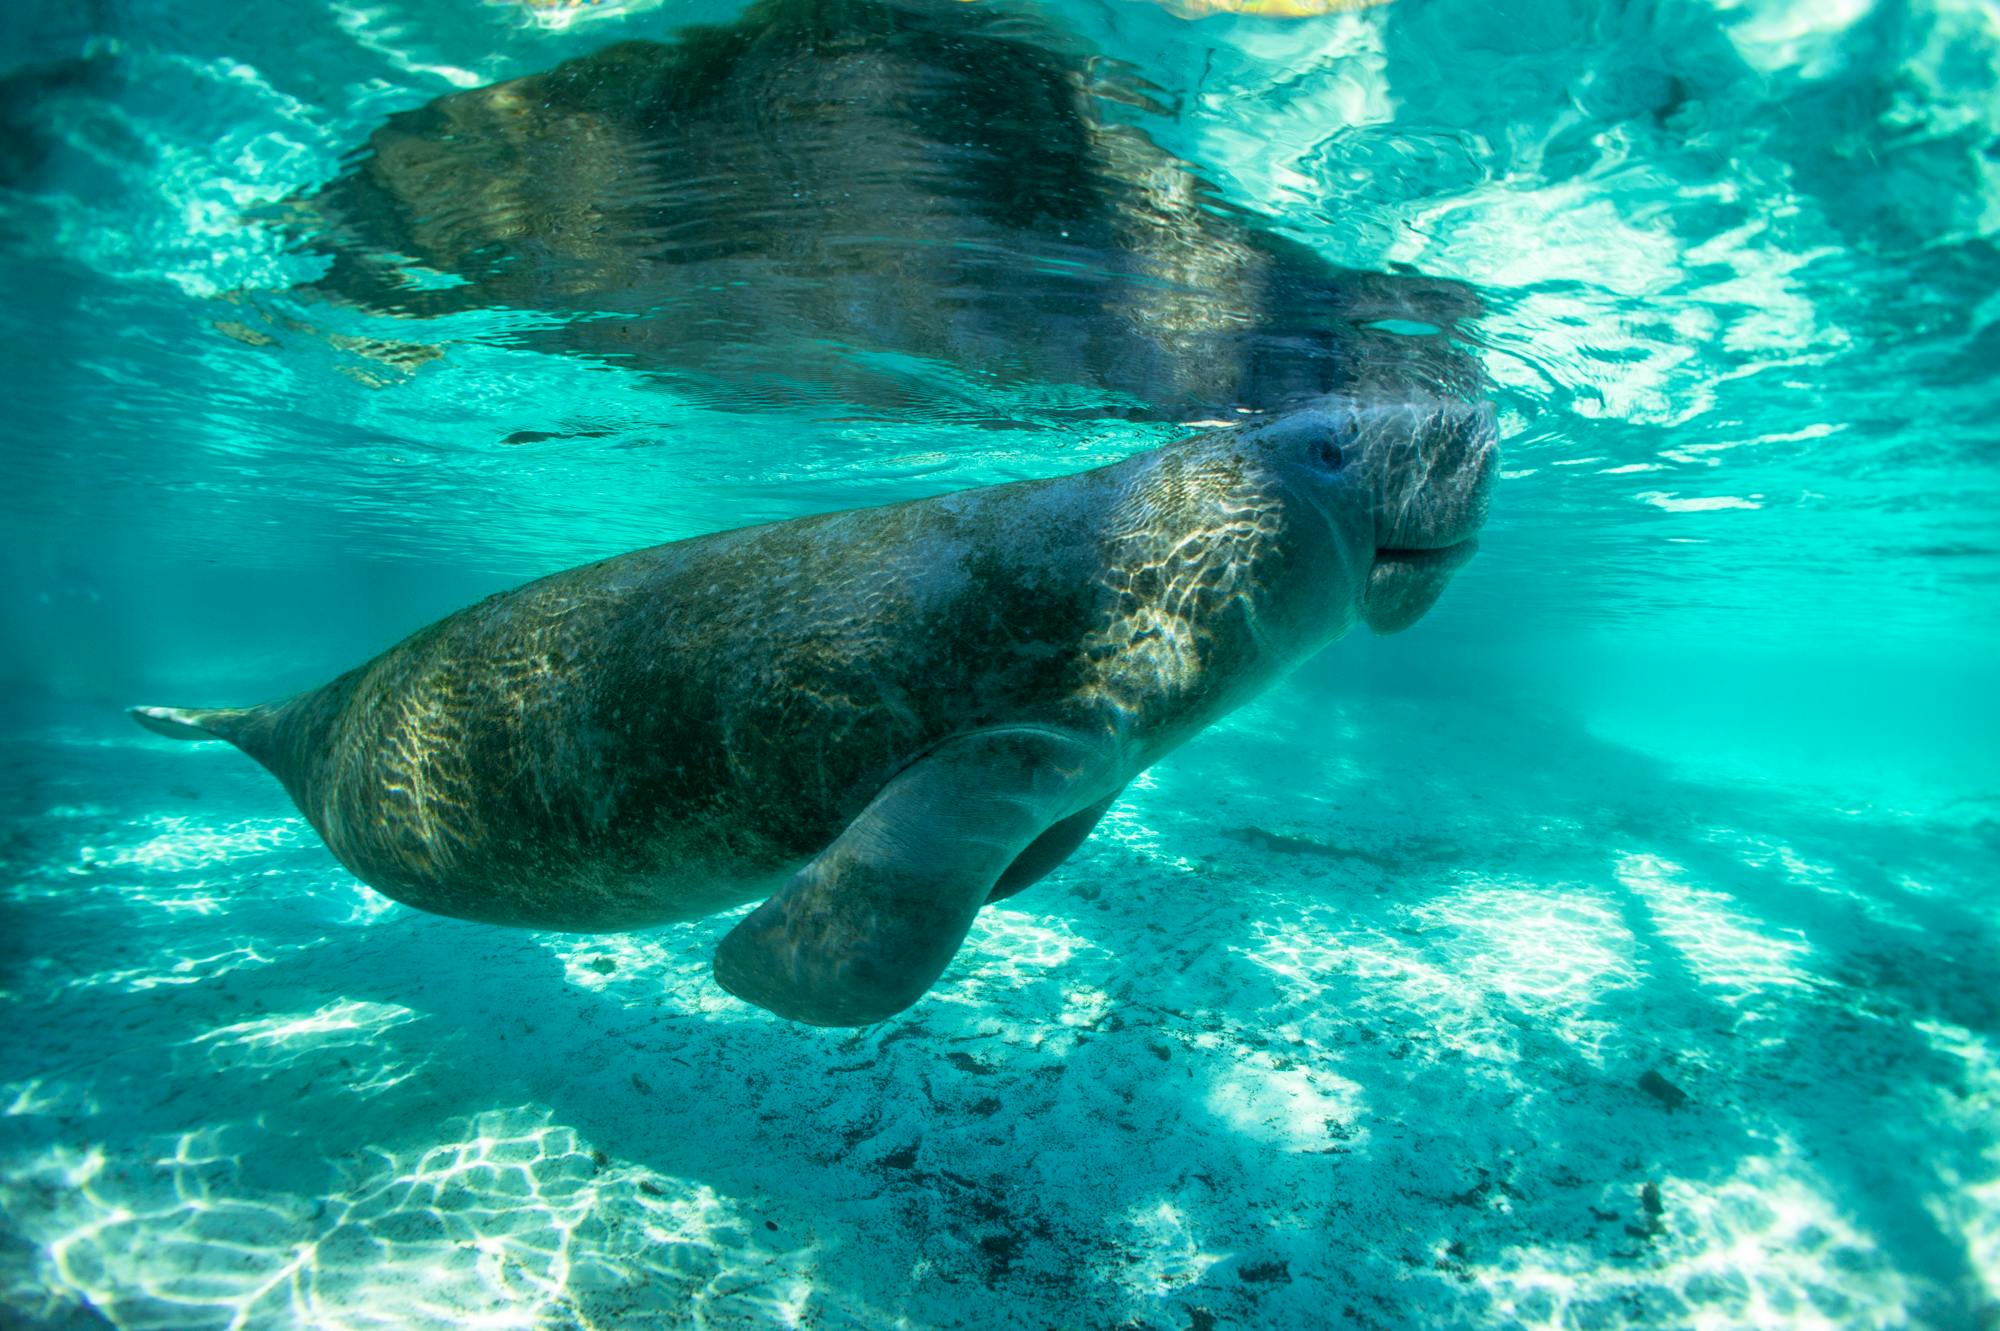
[134,402,1494,1024]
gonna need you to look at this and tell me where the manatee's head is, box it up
[1251,397,1497,635]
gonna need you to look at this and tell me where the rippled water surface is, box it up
[2,1,1996,1328]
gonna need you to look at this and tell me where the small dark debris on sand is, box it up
[1637,1069,1689,1111]
[1625,1181,1668,1239]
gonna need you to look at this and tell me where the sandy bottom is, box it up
[2,676,1995,1330]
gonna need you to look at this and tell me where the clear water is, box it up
[2,0,1996,1327]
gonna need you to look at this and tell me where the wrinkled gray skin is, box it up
[134,401,1494,1025]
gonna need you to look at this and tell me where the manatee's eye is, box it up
[1316,437,1345,470]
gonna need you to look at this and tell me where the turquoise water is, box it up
[2,0,1997,1326]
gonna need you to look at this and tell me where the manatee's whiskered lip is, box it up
[1374,537,1478,566]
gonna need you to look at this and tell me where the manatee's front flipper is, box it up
[714,727,1110,1027]
[987,788,1122,903]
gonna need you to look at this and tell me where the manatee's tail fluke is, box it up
[131,699,240,739]
[129,704,257,742]
[131,696,311,793]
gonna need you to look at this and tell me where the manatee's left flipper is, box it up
[713,726,1111,1026]
[987,788,1122,903]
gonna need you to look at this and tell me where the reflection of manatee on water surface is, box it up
[284,0,1485,419]
[134,400,1496,1027]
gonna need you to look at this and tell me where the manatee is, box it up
[282,0,1483,420]
[132,399,1494,1025]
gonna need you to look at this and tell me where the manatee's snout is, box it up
[1345,398,1496,553]
[1344,398,1497,634]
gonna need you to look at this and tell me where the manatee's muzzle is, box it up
[1361,399,1496,551]
[1362,538,1479,633]
[1351,398,1496,634]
